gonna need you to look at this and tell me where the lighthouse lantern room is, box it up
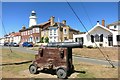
[29,10,37,27]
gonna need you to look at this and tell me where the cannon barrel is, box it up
[47,42,83,48]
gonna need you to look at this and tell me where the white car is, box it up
[0,43,4,46]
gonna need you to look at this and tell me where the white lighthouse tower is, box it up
[29,10,37,27]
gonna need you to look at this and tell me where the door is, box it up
[75,37,84,44]
[108,35,113,46]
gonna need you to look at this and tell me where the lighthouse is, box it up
[29,10,37,27]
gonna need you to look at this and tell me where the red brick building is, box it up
[19,21,50,44]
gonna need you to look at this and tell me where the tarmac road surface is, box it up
[2,46,118,67]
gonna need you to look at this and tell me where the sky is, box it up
[1,2,118,37]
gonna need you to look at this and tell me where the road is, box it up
[2,46,118,67]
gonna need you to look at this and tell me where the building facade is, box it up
[19,11,80,44]
[3,32,21,44]
[73,20,120,47]
[48,17,80,42]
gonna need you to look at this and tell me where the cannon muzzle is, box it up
[47,42,83,48]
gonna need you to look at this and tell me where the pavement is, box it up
[2,46,119,67]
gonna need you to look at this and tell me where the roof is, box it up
[32,21,50,27]
[106,21,120,28]
[13,32,21,36]
[86,23,113,35]
[52,22,80,32]
[69,27,80,32]
[19,21,50,32]
[4,32,21,38]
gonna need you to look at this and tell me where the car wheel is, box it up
[29,64,38,74]
[56,67,67,79]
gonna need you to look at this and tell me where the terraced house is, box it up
[19,11,80,44]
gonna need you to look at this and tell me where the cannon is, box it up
[29,42,83,79]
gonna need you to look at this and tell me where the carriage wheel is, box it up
[56,68,67,79]
[29,64,38,74]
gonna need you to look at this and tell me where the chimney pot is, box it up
[97,21,99,23]
[62,20,66,25]
[102,19,105,27]
[50,16,55,26]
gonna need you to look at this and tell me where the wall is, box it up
[85,27,112,47]
[73,26,113,47]
[13,36,21,44]
[49,27,59,42]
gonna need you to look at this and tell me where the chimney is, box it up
[62,20,66,25]
[102,20,105,27]
[22,26,26,30]
[50,16,55,26]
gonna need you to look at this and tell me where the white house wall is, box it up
[49,27,59,42]
[73,25,114,47]
[112,31,120,46]
[109,25,120,31]
[0,38,5,44]
[86,27,112,47]
[13,36,21,44]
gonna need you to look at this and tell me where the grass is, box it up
[1,48,34,63]
[73,47,118,61]
[73,61,118,78]
[1,48,118,78]
[1,48,35,78]
[31,47,118,61]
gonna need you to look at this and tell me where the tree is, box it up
[45,37,49,43]
[40,37,44,43]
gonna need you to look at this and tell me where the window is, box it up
[26,31,27,35]
[95,34,99,42]
[64,29,67,34]
[50,37,52,39]
[100,34,103,42]
[54,29,56,35]
[30,30,32,34]
[23,32,25,35]
[36,37,39,42]
[36,28,39,33]
[117,35,120,41]
[44,30,46,35]
[28,31,29,35]
[54,37,56,39]
[33,28,35,33]
[75,38,77,42]
[29,37,32,42]
[114,25,117,29]
[108,35,113,41]
[50,29,52,35]
[91,35,94,43]
[64,37,67,40]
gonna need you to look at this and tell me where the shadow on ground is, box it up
[1,60,32,66]
[37,68,86,77]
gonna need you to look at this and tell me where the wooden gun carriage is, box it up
[29,42,83,79]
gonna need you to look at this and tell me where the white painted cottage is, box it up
[0,32,21,44]
[73,20,120,47]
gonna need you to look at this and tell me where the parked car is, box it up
[22,42,33,47]
[4,42,9,46]
[9,42,19,47]
[0,43,4,46]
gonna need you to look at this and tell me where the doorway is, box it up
[108,35,113,46]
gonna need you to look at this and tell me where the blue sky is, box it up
[1,2,118,37]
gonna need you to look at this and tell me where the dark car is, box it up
[9,42,19,47]
[22,42,33,47]
[4,42,9,46]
